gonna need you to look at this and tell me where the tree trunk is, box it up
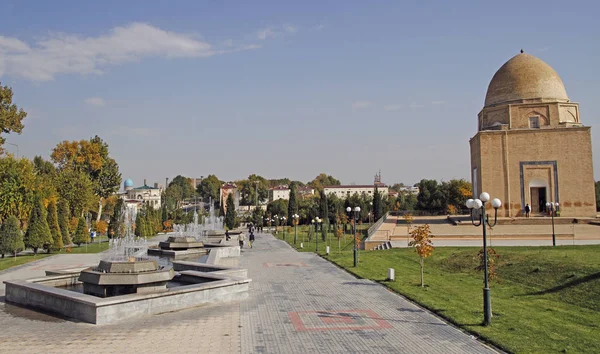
[420,257,424,287]
[338,238,341,254]
[96,197,104,222]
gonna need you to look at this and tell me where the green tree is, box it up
[169,175,196,199]
[308,173,340,192]
[24,194,53,254]
[108,198,124,238]
[196,174,222,203]
[0,215,24,258]
[267,199,288,219]
[319,191,328,240]
[225,193,236,230]
[373,186,383,221]
[416,179,446,213]
[0,83,27,154]
[57,199,72,246]
[239,174,269,206]
[287,184,298,225]
[46,200,63,252]
[56,169,95,217]
[442,179,472,214]
[0,156,37,226]
[72,217,89,246]
[595,181,600,211]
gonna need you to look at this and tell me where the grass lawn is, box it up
[0,253,52,272]
[278,232,600,354]
[272,224,369,254]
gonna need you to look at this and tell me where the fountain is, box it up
[3,201,250,324]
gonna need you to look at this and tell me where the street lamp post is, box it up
[292,214,299,244]
[281,216,287,242]
[546,202,559,246]
[312,217,321,252]
[466,193,502,326]
[347,206,361,267]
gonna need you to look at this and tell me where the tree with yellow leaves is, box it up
[409,224,434,287]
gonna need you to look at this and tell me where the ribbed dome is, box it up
[484,53,569,107]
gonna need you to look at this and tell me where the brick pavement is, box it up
[239,233,499,353]
[0,232,500,353]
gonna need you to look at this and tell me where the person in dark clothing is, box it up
[249,231,255,248]
[525,204,531,218]
[225,230,231,241]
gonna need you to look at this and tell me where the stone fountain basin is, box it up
[79,268,174,285]
[4,261,250,325]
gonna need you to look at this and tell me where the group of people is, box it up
[226,225,256,249]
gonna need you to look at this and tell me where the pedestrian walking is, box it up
[239,233,245,249]
[249,231,255,248]
[525,204,531,218]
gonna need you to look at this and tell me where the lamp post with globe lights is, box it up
[292,214,300,244]
[281,216,287,242]
[347,206,361,267]
[312,217,322,252]
[466,192,502,326]
[546,202,559,246]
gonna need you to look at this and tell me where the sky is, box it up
[1,0,600,188]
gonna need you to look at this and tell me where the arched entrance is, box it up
[528,179,548,213]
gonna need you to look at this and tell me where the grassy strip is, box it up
[279,231,600,354]
[0,254,53,272]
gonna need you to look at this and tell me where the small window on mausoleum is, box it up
[529,116,540,129]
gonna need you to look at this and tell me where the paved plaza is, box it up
[0,233,499,354]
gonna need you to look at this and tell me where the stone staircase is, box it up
[373,241,392,251]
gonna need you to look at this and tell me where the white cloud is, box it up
[431,100,445,105]
[384,104,402,111]
[0,22,258,81]
[85,97,105,106]
[352,101,372,110]
[257,27,277,40]
[283,25,298,33]
[113,126,158,137]
[314,24,325,31]
[409,102,424,109]
[256,25,299,40]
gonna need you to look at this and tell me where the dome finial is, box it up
[520,49,524,54]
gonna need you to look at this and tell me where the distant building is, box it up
[398,186,419,195]
[297,186,315,198]
[323,172,389,198]
[220,183,240,212]
[190,177,203,190]
[121,178,162,210]
[269,185,290,202]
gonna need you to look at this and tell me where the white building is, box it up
[122,178,162,210]
[399,186,420,195]
[269,185,290,201]
[323,185,389,198]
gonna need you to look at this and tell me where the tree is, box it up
[0,215,24,258]
[397,192,418,211]
[196,174,222,203]
[0,156,37,226]
[51,137,122,221]
[108,198,124,238]
[239,174,269,206]
[409,224,434,287]
[57,199,72,246]
[72,217,89,246]
[442,179,472,214]
[55,169,95,217]
[477,248,501,282]
[169,175,196,199]
[46,200,63,252]
[308,173,340,192]
[225,193,236,230]
[24,194,53,254]
[287,184,298,225]
[319,191,328,241]
[416,179,446,213]
[0,83,27,154]
[373,186,383,221]
[596,181,600,211]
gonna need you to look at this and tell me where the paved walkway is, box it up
[0,233,499,353]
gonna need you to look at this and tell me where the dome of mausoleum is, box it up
[484,52,569,107]
[124,178,134,188]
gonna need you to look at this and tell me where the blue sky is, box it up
[2,0,599,188]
